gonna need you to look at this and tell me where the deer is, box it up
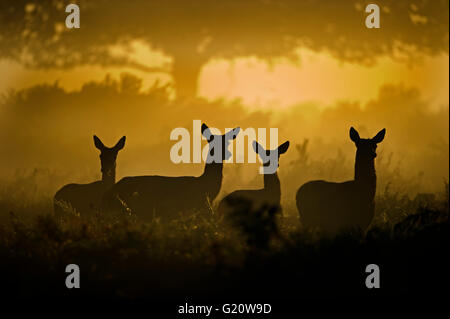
[217,141,290,241]
[102,123,240,222]
[296,127,386,234]
[54,135,126,216]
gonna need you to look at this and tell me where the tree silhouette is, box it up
[0,0,448,98]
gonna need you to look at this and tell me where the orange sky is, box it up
[0,40,448,110]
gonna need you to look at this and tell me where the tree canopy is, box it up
[1,0,448,97]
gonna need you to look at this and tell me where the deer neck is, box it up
[354,152,376,199]
[102,167,116,189]
[201,161,223,178]
[263,170,281,203]
[200,161,223,199]
[200,142,225,195]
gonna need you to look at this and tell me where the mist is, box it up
[0,74,447,215]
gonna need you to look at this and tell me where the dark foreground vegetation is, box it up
[0,186,448,300]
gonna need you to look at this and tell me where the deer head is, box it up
[201,123,240,163]
[350,127,385,159]
[93,135,126,182]
[253,140,290,174]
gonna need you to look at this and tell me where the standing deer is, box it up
[103,123,240,222]
[217,140,289,248]
[296,127,385,234]
[54,135,126,216]
[218,140,290,217]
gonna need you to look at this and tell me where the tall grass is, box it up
[0,168,448,298]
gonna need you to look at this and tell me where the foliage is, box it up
[0,177,448,298]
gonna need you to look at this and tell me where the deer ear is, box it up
[372,128,386,144]
[201,123,209,134]
[225,127,240,140]
[278,141,290,155]
[114,136,126,151]
[350,127,360,143]
[93,135,105,151]
[252,141,265,154]
[201,123,212,140]
[252,141,259,153]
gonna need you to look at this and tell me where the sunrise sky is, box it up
[0,0,448,197]
[1,41,448,110]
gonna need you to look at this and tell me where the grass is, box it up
[0,184,448,299]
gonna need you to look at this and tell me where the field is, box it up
[0,170,448,299]
[0,80,448,300]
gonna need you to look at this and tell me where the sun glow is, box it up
[0,41,448,111]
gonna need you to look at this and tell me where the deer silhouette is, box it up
[54,135,126,216]
[103,123,240,222]
[296,127,385,234]
[218,141,290,222]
